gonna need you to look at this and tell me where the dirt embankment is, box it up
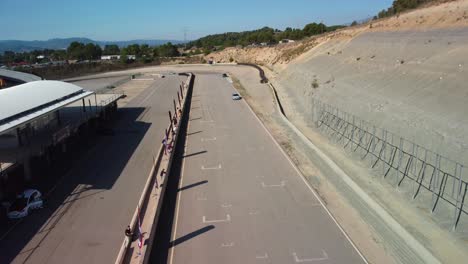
[205,3,468,262]
[209,0,468,165]
[207,0,468,69]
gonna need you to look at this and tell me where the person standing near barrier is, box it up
[172,125,177,137]
[162,137,168,155]
[158,169,166,188]
[125,225,133,238]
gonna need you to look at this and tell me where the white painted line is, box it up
[232,82,370,263]
[221,242,235,247]
[256,253,269,259]
[201,137,217,142]
[261,181,286,188]
[292,250,329,262]
[202,214,231,223]
[221,203,232,208]
[197,197,207,201]
[140,80,164,106]
[132,78,155,81]
[249,210,260,215]
[169,96,190,264]
[201,164,222,170]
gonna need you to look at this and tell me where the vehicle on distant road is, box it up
[7,189,43,219]
[232,93,242,100]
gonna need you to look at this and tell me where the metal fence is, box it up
[311,98,467,230]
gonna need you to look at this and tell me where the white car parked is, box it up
[7,189,43,219]
[232,93,242,100]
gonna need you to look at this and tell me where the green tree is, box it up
[126,44,141,57]
[103,44,120,55]
[84,43,102,60]
[67,42,86,60]
[120,48,129,63]
[157,42,180,57]
[140,44,152,57]
[303,23,326,36]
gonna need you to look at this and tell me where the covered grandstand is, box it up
[0,69,42,88]
[0,80,122,202]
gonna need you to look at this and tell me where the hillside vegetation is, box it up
[187,24,345,50]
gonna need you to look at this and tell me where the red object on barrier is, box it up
[137,205,143,253]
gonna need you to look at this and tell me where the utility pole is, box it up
[183,27,189,49]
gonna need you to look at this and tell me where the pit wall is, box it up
[115,73,194,264]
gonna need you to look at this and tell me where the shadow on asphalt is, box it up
[171,225,215,247]
[187,130,202,136]
[178,180,208,192]
[0,107,150,263]
[182,150,207,158]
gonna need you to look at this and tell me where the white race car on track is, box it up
[7,189,43,219]
[232,93,242,100]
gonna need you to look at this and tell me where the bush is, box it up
[229,57,234,62]
[311,79,319,89]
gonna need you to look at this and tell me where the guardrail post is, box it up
[453,165,463,230]
[431,154,441,213]
[396,137,404,187]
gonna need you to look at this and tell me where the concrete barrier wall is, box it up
[114,73,194,264]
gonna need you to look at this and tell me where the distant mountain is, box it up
[0,38,185,53]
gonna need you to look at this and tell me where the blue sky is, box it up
[1,0,393,41]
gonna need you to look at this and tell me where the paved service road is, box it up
[0,75,185,263]
[168,74,367,263]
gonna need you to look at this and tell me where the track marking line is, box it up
[221,242,235,247]
[221,203,232,208]
[201,137,217,142]
[169,86,191,264]
[139,79,165,106]
[261,181,286,188]
[256,253,269,259]
[249,210,260,215]
[201,164,222,170]
[231,82,369,263]
[292,250,328,262]
[197,196,207,201]
[202,214,231,223]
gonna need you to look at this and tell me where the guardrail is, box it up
[311,98,467,230]
[237,63,268,83]
[114,73,194,264]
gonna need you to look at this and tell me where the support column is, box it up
[16,127,23,147]
[24,157,32,182]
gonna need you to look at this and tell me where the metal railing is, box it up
[311,97,467,230]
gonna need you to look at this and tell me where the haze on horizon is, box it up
[2,0,393,41]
